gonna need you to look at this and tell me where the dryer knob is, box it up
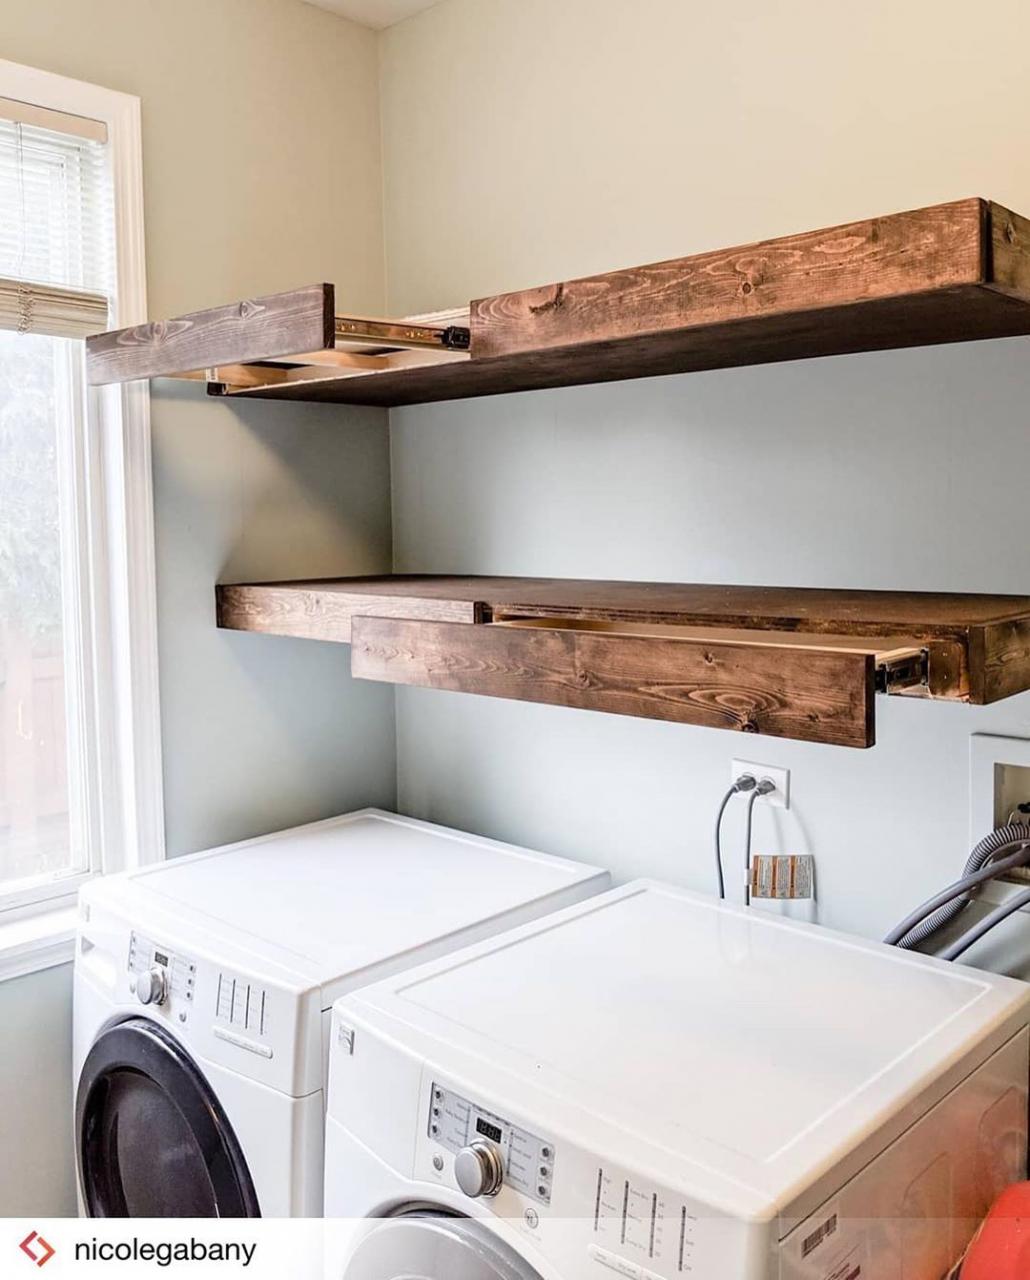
[455,1142,504,1198]
[136,966,168,1006]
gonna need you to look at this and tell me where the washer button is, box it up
[588,1246,641,1278]
[212,1026,273,1058]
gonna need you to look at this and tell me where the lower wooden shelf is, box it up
[215,576,1030,748]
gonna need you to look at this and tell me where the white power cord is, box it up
[714,774,756,899]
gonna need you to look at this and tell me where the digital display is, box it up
[476,1117,503,1144]
[154,951,169,967]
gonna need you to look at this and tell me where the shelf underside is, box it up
[215,576,1030,748]
[88,198,1030,407]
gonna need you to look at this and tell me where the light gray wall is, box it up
[391,342,1030,978]
[0,966,75,1215]
[1,0,394,1215]
[383,0,1030,977]
[153,387,396,858]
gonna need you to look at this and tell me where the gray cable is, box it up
[743,780,774,906]
[715,775,755,900]
[883,841,1030,947]
[885,824,1030,949]
[940,886,1030,961]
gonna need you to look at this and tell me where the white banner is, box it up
[1,1219,371,1279]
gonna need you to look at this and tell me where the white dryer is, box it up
[325,881,1030,1280]
[73,809,608,1217]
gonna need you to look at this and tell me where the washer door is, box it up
[343,1213,543,1280]
[76,1017,259,1217]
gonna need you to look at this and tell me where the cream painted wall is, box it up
[380,0,1030,314]
[1,0,394,1215]
[381,0,1030,968]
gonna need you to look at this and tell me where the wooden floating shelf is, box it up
[88,197,1030,407]
[214,576,1030,748]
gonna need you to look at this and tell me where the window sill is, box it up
[0,906,77,983]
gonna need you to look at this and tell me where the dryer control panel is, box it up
[428,1082,556,1205]
[127,932,196,1009]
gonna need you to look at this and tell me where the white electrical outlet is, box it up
[731,759,790,809]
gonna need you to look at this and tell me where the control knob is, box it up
[136,966,168,1006]
[454,1142,504,1198]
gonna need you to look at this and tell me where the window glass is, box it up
[0,109,115,905]
[0,329,82,891]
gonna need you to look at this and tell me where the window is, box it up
[0,59,162,974]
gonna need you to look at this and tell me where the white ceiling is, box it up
[306,0,443,29]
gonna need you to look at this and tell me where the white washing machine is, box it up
[73,808,608,1218]
[325,881,1030,1280]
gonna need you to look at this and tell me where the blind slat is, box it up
[0,275,108,339]
[0,116,114,300]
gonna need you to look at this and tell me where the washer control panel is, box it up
[215,969,271,1039]
[127,932,196,1009]
[428,1083,556,1205]
[591,1164,698,1277]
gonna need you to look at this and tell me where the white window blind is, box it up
[0,59,160,980]
[0,86,119,920]
[0,105,113,338]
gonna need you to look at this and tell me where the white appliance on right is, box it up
[325,881,1030,1280]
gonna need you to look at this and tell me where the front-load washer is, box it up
[325,880,1030,1280]
[73,808,608,1218]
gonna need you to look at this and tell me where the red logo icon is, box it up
[19,1232,55,1268]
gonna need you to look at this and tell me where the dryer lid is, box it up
[90,811,606,998]
[343,1214,541,1280]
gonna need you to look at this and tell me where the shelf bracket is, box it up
[875,649,929,695]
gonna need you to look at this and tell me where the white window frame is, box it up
[0,59,163,980]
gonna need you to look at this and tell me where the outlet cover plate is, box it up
[969,733,1030,910]
[731,759,790,809]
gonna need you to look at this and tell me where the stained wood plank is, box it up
[494,616,924,656]
[351,616,876,748]
[217,575,1030,707]
[470,199,991,358]
[222,283,1030,406]
[989,201,1030,300]
[216,581,479,644]
[215,576,1030,633]
[86,284,335,385]
[978,618,1030,704]
[85,198,1030,406]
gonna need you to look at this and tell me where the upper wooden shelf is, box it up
[87,197,1030,407]
[214,576,1030,748]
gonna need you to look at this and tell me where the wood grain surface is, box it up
[215,575,1030,631]
[215,575,1030,708]
[222,286,1030,406]
[216,581,480,644]
[976,618,1030,703]
[86,284,335,385]
[350,616,876,747]
[471,199,990,358]
[85,198,1030,405]
[989,200,1030,300]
